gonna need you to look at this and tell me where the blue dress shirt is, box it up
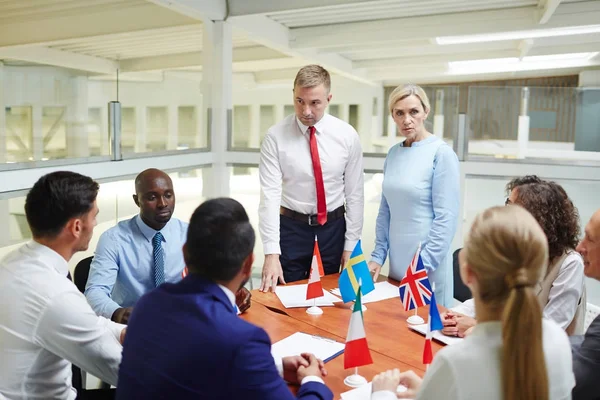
[370,136,460,306]
[85,215,189,319]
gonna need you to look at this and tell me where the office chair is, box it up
[71,256,111,391]
[452,248,472,303]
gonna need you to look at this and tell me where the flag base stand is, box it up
[306,306,323,315]
[407,315,425,325]
[344,373,367,387]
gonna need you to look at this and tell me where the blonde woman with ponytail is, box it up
[371,205,575,400]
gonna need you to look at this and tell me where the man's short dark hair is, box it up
[25,171,99,239]
[185,198,255,281]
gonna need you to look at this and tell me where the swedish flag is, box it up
[338,240,375,303]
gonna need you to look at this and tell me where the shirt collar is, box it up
[27,240,69,276]
[217,284,237,308]
[135,214,171,243]
[296,114,327,136]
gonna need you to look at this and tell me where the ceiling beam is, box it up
[0,47,118,74]
[537,0,563,24]
[0,3,195,48]
[146,0,224,23]
[518,39,535,60]
[230,15,378,86]
[290,1,600,49]
[227,0,381,16]
[120,46,294,72]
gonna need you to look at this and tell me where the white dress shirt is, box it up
[259,114,364,254]
[452,252,585,330]
[373,319,574,400]
[0,241,123,400]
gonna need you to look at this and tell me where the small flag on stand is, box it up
[339,240,375,303]
[344,284,373,369]
[306,251,324,300]
[423,291,443,365]
[399,244,434,311]
[313,236,325,277]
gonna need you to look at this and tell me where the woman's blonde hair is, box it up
[463,205,549,400]
[387,84,430,115]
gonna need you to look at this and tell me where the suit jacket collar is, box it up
[182,274,237,314]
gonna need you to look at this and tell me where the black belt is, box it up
[280,205,345,226]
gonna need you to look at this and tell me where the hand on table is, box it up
[235,287,252,313]
[396,370,422,399]
[259,254,285,292]
[111,307,133,325]
[340,250,352,270]
[368,261,382,282]
[441,310,476,337]
[295,353,327,383]
[372,368,401,394]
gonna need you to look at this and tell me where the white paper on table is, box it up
[340,382,409,400]
[271,332,345,365]
[275,284,342,308]
[409,323,464,346]
[330,281,400,304]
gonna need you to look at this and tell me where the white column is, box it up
[339,103,349,123]
[66,76,90,158]
[31,106,43,161]
[433,89,445,140]
[0,62,6,163]
[135,106,147,153]
[100,105,109,156]
[517,87,530,159]
[195,97,204,148]
[249,103,260,148]
[202,20,232,198]
[167,105,179,150]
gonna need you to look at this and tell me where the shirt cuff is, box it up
[275,359,283,377]
[344,239,358,252]
[263,242,281,255]
[103,302,121,321]
[371,390,398,400]
[300,376,325,385]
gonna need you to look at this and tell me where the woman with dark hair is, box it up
[443,177,585,336]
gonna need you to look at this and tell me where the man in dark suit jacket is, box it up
[571,209,600,400]
[116,198,333,400]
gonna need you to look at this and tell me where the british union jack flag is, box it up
[399,244,433,311]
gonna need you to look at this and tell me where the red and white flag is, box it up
[306,253,324,300]
[313,236,325,276]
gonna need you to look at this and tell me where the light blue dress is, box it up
[371,135,460,307]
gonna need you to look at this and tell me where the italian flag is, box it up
[306,251,324,300]
[344,286,373,369]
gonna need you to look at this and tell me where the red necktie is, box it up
[309,126,327,225]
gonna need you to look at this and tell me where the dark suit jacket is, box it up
[116,275,333,400]
[571,314,600,400]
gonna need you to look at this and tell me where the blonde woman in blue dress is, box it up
[368,84,460,306]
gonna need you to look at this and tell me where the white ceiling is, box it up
[0,0,599,86]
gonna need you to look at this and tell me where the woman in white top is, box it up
[371,205,575,400]
[443,177,585,337]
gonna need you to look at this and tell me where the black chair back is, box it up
[74,256,93,294]
[452,248,472,303]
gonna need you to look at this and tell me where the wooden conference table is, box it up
[241,274,445,398]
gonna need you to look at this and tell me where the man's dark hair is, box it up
[25,171,99,239]
[505,175,543,194]
[185,198,255,281]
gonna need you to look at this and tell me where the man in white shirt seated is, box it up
[259,64,364,291]
[0,171,125,400]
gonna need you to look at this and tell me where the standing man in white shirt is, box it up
[0,171,124,400]
[259,64,364,291]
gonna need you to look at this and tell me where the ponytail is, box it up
[501,268,549,400]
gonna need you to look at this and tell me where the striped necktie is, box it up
[152,232,165,287]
